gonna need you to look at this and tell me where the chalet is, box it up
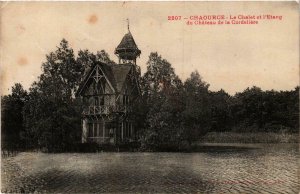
[76,26,141,145]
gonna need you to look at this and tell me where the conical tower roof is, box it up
[115,25,141,61]
[116,31,140,51]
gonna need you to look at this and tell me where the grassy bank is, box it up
[200,132,299,143]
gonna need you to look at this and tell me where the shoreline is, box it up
[200,131,299,144]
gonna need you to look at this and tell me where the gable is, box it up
[76,63,115,96]
[76,62,141,97]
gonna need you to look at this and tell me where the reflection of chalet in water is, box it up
[76,26,141,145]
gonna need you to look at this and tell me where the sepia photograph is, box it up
[0,1,299,193]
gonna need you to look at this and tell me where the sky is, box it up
[0,1,299,95]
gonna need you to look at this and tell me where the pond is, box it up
[2,143,298,193]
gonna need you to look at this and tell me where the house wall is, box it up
[82,118,88,143]
[79,64,139,145]
[104,95,115,106]
[84,117,117,144]
[83,116,135,145]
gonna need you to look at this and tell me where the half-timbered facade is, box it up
[76,27,141,145]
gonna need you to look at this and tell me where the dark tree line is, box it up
[1,39,299,152]
[1,84,28,151]
[136,52,299,150]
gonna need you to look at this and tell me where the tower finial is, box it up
[127,18,130,32]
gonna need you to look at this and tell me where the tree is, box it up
[140,52,184,150]
[22,39,117,151]
[77,49,116,81]
[23,39,84,151]
[141,52,182,97]
[230,86,265,131]
[38,39,83,100]
[210,89,232,132]
[182,71,211,144]
[1,83,28,150]
[228,86,300,132]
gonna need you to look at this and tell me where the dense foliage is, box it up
[1,40,299,152]
[137,53,299,150]
[138,53,185,150]
[1,84,28,150]
[21,39,83,152]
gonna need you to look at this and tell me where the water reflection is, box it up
[2,144,299,193]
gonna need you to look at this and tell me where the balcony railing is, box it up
[83,105,132,115]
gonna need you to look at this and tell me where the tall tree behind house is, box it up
[139,52,185,150]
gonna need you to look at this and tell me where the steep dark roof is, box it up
[100,63,117,90]
[110,64,132,92]
[76,62,133,96]
[114,32,141,60]
[116,32,139,50]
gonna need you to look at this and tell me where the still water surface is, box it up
[2,143,298,193]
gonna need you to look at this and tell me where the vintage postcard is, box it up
[0,1,299,193]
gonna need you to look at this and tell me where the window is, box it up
[88,122,108,137]
[88,123,93,137]
[98,122,103,137]
[125,122,128,138]
[93,77,106,94]
[97,80,106,94]
[89,97,93,105]
[123,95,130,106]
[128,122,131,137]
[105,122,113,137]
[123,122,126,138]
[119,122,123,139]
[95,97,99,106]
[94,97,104,106]
[122,95,126,105]
[122,122,131,138]
[93,82,97,94]
[100,96,104,105]
[93,123,96,137]
[130,123,134,138]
